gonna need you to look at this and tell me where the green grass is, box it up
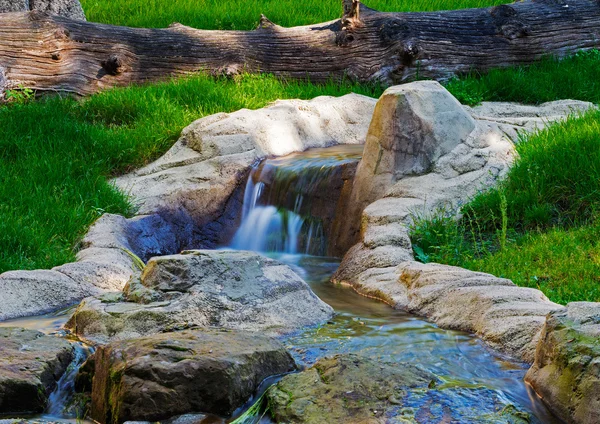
[446,50,600,106]
[411,216,600,305]
[410,110,600,305]
[0,74,382,273]
[80,0,509,30]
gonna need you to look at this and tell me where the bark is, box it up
[1,0,600,96]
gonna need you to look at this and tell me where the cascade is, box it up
[231,145,362,256]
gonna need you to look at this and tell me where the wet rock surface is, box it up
[267,354,533,424]
[526,302,600,424]
[67,250,333,344]
[90,328,295,423]
[0,328,73,414]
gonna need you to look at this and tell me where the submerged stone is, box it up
[267,353,533,424]
[0,327,73,414]
[89,328,295,423]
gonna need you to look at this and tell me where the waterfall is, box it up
[46,341,93,417]
[230,145,363,256]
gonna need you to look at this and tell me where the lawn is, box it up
[2,0,600,306]
[80,0,509,30]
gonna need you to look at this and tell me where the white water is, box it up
[231,164,309,255]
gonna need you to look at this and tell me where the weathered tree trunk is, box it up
[1,0,599,96]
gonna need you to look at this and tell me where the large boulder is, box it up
[0,0,86,19]
[0,327,73,414]
[90,328,295,423]
[335,82,594,253]
[67,250,334,344]
[526,302,600,424]
[267,354,533,424]
[335,81,477,251]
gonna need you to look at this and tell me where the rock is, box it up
[0,270,101,321]
[0,327,73,414]
[0,0,86,19]
[268,354,430,423]
[525,302,600,424]
[336,83,594,252]
[90,328,295,423]
[336,81,477,251]
[267,354,533,424]
[67,250,333,344]
[0,214,137,321]
[338,261,562,363]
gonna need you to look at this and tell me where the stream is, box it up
[0,145,561,423]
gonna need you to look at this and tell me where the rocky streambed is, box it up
[1,81,599,423]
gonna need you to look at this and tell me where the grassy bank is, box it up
[80,0,509,29]
[410,109,600,305]
[0,75,382,273]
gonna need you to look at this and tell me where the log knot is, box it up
[257,14,278,30]
[53,27,70,40]
[101,54,125,76]
[491,5,530,40]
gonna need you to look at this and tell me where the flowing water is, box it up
[228,145,561,423]
[0,145,561,423]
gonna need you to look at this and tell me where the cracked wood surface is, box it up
[1,0,599,96]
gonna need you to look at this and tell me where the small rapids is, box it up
[231,145,362,256]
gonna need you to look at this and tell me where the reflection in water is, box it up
[0,305,75,333]
[270,253,560,424]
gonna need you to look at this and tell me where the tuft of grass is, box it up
[80,0,509,30]
[0,73,382,273]
[466,110,600,232]
[410,110,600,305]
[446,50,600,106]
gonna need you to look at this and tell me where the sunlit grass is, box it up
[0,74,382,273]
[410,110,600,304]
[81,0,509,29]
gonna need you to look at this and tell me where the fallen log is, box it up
[1,0,599,96]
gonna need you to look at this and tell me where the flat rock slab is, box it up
[90,328,296,423]
[267,354,533,424]
[67,250,334,344]
[0,327,73,414]
[526,302,600,424]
